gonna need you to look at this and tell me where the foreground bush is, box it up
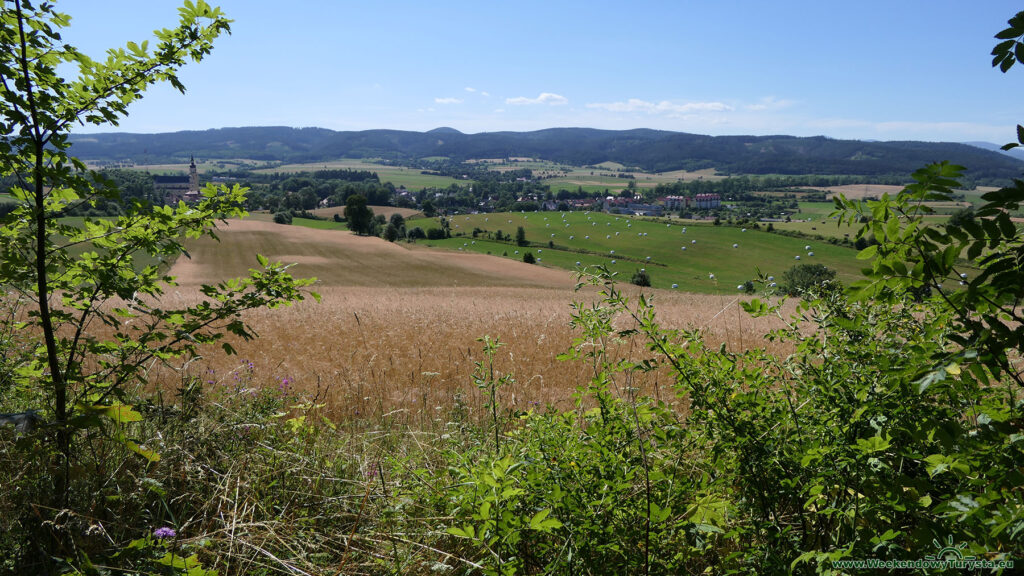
[4,256,1021,574]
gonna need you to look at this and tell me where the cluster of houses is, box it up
[602,194,721,216]
[153,158,726,219]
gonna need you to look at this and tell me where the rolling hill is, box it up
[68,126,1024,182]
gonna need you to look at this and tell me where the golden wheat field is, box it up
[154,219,796,422]
[305,205,421,220]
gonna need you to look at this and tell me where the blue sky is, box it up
[63,1,1024,143]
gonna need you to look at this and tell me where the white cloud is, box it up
[481,91,491,97]
[434,97,463,104]
[506,92,569,106]
[465,87,476,93]
[745,97,795,111]
[586,98,733,116]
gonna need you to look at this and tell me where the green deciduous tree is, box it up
[780,263,837,296]
[344,193,374,234]
[0,0,316,522]
[421,198,436,217]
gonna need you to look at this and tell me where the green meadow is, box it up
[408,211,864,293]
[254,158,461,190]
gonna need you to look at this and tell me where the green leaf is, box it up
[993,39,1017,53]
[447,525,476,539]
[995,27,1022,40]
[997,214,1017,238]
[104,403,143,423]
[119,436,161,462]
[528,509,562,531]
[856,244,878,260]
[923,453,968,477]
[856,434,891,454]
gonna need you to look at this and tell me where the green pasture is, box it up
[290,217,349,231]
[254,158,460,190]
[409,211,865,293]
[246,212,349,231]
[771,200,974,239]
[545,165,717,193]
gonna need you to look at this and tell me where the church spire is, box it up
[188,155,199,192]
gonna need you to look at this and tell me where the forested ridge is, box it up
[69,125,1024,182]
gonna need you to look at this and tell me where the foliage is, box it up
[515,225,527,246]
[946,205,976,228]
[630,267,651,287]
[343,193,374,234]
[407,225,426,240]
[272,210,293,224]
[522,251,535,264]
[421,197,436,217]
[780,262,838,296]
[991,10,1024,74]
[0,0,315,569]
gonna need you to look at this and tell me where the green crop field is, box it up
[252,158,460,190]
[407,211,865,293]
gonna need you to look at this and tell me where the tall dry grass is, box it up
[152,284,797,427]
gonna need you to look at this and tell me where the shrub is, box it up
[273,211,293,225]
[781,262,837,296]
[630,268,651,287]
[522,251,536,264]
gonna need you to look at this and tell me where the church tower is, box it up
[188,156,199,192]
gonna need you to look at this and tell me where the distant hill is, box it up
[964,141,1024,162]
[68,126,1024,182]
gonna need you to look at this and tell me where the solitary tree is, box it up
[516,225,528,246]
[631,268,651,287]
[344,193,374,234]
[781,263,838,296]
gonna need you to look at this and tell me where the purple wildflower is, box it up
[153,527,177,539]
